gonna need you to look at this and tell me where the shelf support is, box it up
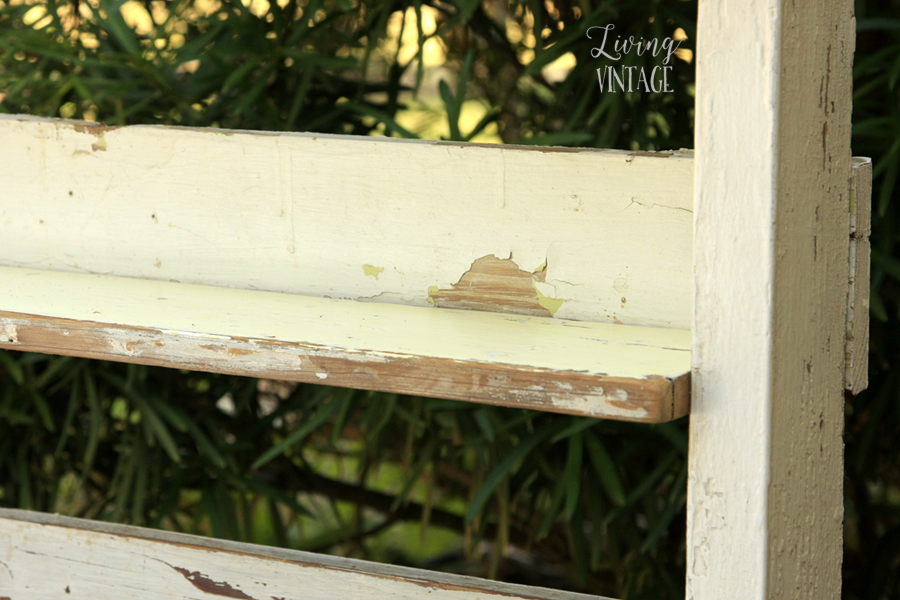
[688,0,856,597]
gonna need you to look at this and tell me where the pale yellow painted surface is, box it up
[0,115,694,329]
[0,266,690,379]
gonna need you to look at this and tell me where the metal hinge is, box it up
[846,157,872,394]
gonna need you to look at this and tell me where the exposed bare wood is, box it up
[0,266,690,422]
[428,254,556,317]
[0,509,609,600]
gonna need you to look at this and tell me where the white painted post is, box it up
[688,0,855,598]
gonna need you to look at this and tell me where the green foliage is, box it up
[0,354,690,596]
[1,0,899,598]
[0,0,696,148]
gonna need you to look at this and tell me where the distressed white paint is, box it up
[0,266,690,379]
[688,0,854,598]
[0,115,693,328]
[0,509,607,600]
[0,321,16,343]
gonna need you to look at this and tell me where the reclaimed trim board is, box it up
[0,267,691,422]
[688,0,855,596]
[0,114,694,329]
[0,509,611,600]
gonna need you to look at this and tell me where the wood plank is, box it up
[0,115,693,329]
[0,509,611,600]
[0,266,690,422]
[846,157,872,394]
[688,0,853,597]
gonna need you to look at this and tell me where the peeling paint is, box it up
[428,255,555,317]
[228,348,256,356]
[532,280,564,317]
[109,339,138,355]
[72,123,119,136]
[1,322,18,344]
[426,285,440,305]
[549,388,647,419]
[91,134,107,152]
[315,372,328,379]
[172,567,255,599]
[362,264,384,279]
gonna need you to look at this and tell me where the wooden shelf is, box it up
[0,116,693,422]
[0,508,612,600]
[0,267,690,422]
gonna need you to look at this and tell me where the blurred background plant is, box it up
[0,0,896,598]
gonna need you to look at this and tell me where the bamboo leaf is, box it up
[252,391,345,470]
[563,431,584,520]
[466,419,566,524]
[0,351,24,386]
[585,431,626,506]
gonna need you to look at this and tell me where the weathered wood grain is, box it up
[0,114,693,329]
[0,266,690,422]
[0,509,610,600]
[846,157,872,394]
[429,254,556,317]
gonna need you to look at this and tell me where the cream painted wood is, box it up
[688,0,854,598]
[0,509,609,600]
[0,266,690,421]
[0,115,693,329]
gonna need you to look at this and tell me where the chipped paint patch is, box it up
[532,280,564,316]
[1,321,18,343]
[362,264,384,279]
[71,123,115,152]
[91,134,107,152]
[428,255,554,317]
[549,388,647,419]
[172,567,255,599]
[315,372,328,379]
[108,338,138,355]
[227,347,255,356]
[72,123,119,136]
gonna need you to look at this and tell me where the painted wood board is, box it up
[0,509,611,600]
[0,114,693,329]
[688,0,854,597]
[0,266,690,422]
[846,157,871,394]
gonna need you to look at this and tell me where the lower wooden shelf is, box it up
[0,509,612,600]
[0,267,690,422]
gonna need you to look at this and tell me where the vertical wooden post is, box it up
[688,0,855,598]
